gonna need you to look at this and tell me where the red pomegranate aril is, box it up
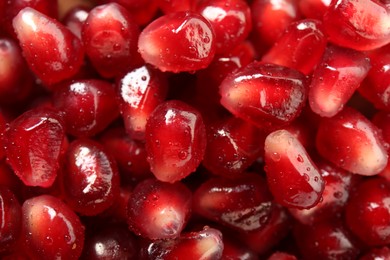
[251,0,301,47]
[373,111,390,180]
[193,173,273,232]
[316,107,388,176]
[82,3,142,78]
[99,127,153,183]
[52,79,119,138]
[0,38,34,104]
[222,237,258,260]
[239,205,291,254]
[62,6,90,39]
[309,45,371,117]
[288,158,358,224]
[61,139,120,216]
[220,62,308,131]
[139,226,224,259]
[298,0,331,19]
[12,7,84,86]
[145,100,206,183]
[138,11,216,73]
[102,186,132,224]
[5,108,66,188]
[203,116,265,178]
[268,252,297,260]
[262,19,327,75]
[22,195,85,260]
[359,247,390,260]
[195,0,252,54]
[264,129,324,209]
[157,0,193,14]
[345,177,390,246]
[81,224,138,259]
[323,0,390,51]
[2,0,58,37]
[0,187,22,252]
[117,65,168,141]
[294,220,361,260]
[127,178,192,240]
[359,44,390,111]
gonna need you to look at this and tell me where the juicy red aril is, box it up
[309,45,371,117]
[62,6,90,39]
[316,107,388,176]
[60,139,120,216]
[193,173,273,232]
[116,65,168,141]
[373,111,390,180]
[220,62,308,131]
[139,226,224,259]
[0,38,33,104]
[52,79,119,138]
[268,252,297,260]
[293,220,360,259]
[323,0,390,51]
[264,129,324,209]
[202,116,265,178]
[195,0,252,54]
[5,108,66,188]
[82,3,142,78]
[145,100,206,183]
[12,7,84,86]
[127,178,192,240]
[345,177,390,246]
[138,11,216,73]
[0,187,22,252]
[157,0,193,14]
[262,19,327,75]
[298,0,331,19]
[21,195,85,260]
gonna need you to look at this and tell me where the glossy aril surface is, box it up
[22,195,85,260]
[138,11,216,72]
[5,108,66,188]
[0,187,21,252]
[62,6,89,39]
[220,62,308,131]
[145,100,206,183]
[127,178,192,239]
[61,139,120,216]
[12,7,84,86]
[316,107,388,176]
[52,79,119,137]
[264,129,324,209]
[82,3,141,78]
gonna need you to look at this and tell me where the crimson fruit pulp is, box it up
[3,0,390,259]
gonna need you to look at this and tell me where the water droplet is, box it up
[306,167,311,171]
[113,43,121,51]
[141,76,147,81]
[303,173,310,182]
[334,191,343,199]
[314,176,319,182]
[203,36,210,43]
[178,150,188,160]
[270,152,281,162]
[297,155,304,162]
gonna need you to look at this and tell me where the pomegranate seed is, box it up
[99,127,153,183]
[294,220,361,259]
[323,0,390,51]
[264,129,324,209]
[60,139,120,216]
[102,186,132,224]
[220,62,308,131]
[195,0,252,54]
[288,158,358,224]
[262,19,327,75]
[62,6,90,39]
[139,226,224,259]
[0,187,22,252]
[127,178,192,240]
[203,116,265,178]
[298,0,331,19]
[5,108,66,188]
[81,224,138,259]
[22,195,85,260]
[360,247,390,260]
[138,11,216,72]
[0,38,34,104]
[116,65,168,141]
[268,252,297,260]
[316,107,388,176]
[52,79,119,138]
[251,0,301,48]
[157,0,193,14]
[372,111,390,180]
[309,45,371,117]
[82,3,142,78]
[345,177,390,246]
[12,7,84,86]
[193,173,273,232]
[145,100,206,183]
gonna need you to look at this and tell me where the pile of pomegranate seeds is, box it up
[3,0,390,258]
